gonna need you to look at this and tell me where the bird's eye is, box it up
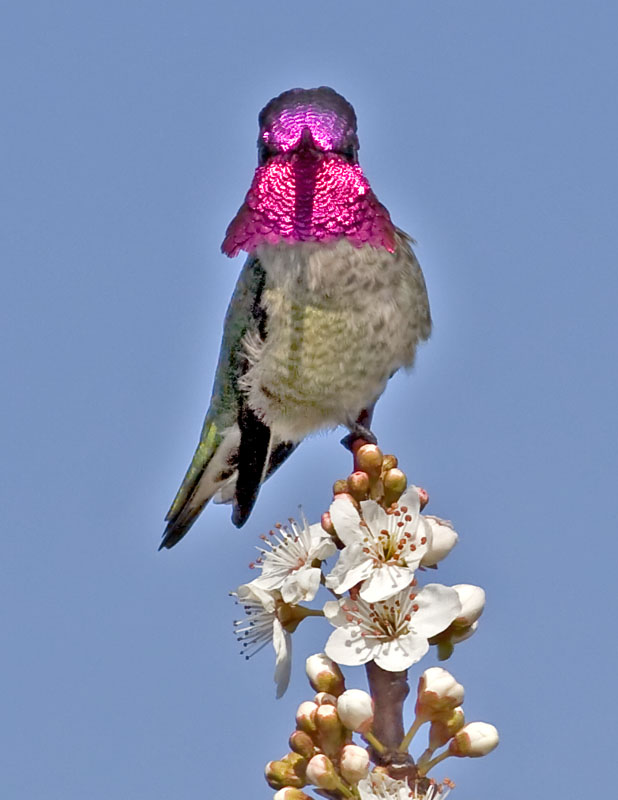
[340,144,358,164]
[258,141,273,165]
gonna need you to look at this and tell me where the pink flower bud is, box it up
[416,667,464,720]
[452,585,486,627]
[449,722,499,758]
[306,653,345,696]
[295,701,318,734]
[337,689,374,733]
[305,754,339,790]
[339,744,370,783]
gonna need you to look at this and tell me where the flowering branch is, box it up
[232,443,498,798]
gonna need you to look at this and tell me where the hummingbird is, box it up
[160,87,431,550]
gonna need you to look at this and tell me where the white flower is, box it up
[250,517,336,604]
[233,583,292,698]
[358,772,452,800]
[325,487,431,603]
[323,583,461,671]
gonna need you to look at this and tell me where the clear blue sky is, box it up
[2,1,616,798]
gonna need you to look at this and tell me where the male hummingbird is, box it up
[160,87,431,549]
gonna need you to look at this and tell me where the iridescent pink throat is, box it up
[221,152,396,256]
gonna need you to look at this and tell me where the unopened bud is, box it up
[416,668,464,720]
[418,487,429,510]
[289,730,316,759]
[321,512,335,535]
[347,471,370,500]
[429,707,465,750]
[452,585,486,627]
[420,519,458,567]
[305,754,339,790]
[265,754,307,790]
[295,701,318,734]
[355,444,383,475]
[382,454,398,471]
[333,480,348,496]
[306,653,345,696]
[314,691,337,706]
[273,789,312,800]
[449,722,499,758]
[339,744,370,783]
[315,704,346,756]
[383,468,407,496]
[337,689,374,733]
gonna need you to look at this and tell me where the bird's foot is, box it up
[340,423,378,452]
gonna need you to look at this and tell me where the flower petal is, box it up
[373,633,429,671]
[411,584,462,638]
[273,618,292,698]
[325,543,374,595]
[325,626,376,666]
[359,564,415,603]
[329,497,363,546]
[281,566,321,604]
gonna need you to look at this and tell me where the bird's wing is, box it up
[160,255,268,549]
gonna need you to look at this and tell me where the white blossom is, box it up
[325,487,431,603]
[450,721,499,757]
[323,583,461,671]
[250,517,336,604]
[233,583,292,698]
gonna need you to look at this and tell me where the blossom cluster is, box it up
[264,654,497,800]
[233,445,484,695]
[231,444,498,798]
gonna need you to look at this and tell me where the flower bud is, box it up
[429,707,465,750]
[420,519,458,567]
[289,730,316,759]
[305,754,339,790]
[337,689,374,733]
[452,585,486,627]
[347,471,371,500]
[333,480,349,495]
[265,754,307,790]
[416,668,464,720]
[383,468,408,506]
[314,691,337,706]
[355,444,383,475]
[295,701,318,734]
[418,487,429,510]
[382,454,398,471]
[273,789,312,800]
[306,653,345,696]
[315,704,346,756]
[339,744,370,783]
[449,722,499,758]
[321,512,335,535]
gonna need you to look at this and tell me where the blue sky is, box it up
[2,1,617,798]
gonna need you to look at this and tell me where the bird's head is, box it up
[257,87,359,165]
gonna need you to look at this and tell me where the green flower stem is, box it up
[398,715,424,752]
[417,749,451,777]
[363,730,386,754]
